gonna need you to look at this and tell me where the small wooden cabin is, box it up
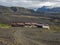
[11,22,25,27]
[31,23,37,25]
[42,25,50,29]
[35,24,43,28]
[11,23,17,27]
[25,22,31,26]
[35,23,50,29]
[17,23,25,27]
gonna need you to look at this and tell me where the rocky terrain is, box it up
[0,27,60,45]
[0,5,60,45]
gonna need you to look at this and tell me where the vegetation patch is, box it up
[49,25,60,32]
[0,23,11,28]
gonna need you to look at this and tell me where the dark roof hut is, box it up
[17,23,25,27]
[11,23,17,27]
[25,22,31,26]
[11,22,25,27]
[35,24,44,28]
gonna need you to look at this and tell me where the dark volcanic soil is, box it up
[0,27,60,45]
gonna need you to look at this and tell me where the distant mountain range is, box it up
[0,5,60,23]
[0,5,60,14]
[36,6,60,13]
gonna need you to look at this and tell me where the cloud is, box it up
[0,0,60,8]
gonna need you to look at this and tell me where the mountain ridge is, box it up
[36,6,60,13]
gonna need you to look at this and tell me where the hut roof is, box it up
[36,24,44,26]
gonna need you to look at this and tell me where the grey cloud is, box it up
[0,0,60,9]
[29,0,60,2]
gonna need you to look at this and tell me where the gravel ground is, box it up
[0,27,60,45]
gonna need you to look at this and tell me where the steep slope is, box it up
[0,6,43,24]
[0,5,35,15]
[0,5,36,23]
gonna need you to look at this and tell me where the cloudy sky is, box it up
[0,0,60,8]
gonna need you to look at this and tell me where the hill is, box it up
[0,5,60,26]
[0,5,35,15]
[0,5,38,23]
